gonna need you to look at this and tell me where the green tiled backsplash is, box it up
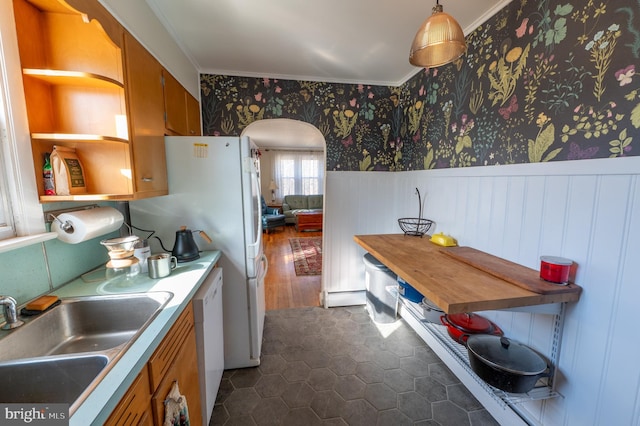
[0,231,117,307]
[44,232,114,290]
[0,202,121,310]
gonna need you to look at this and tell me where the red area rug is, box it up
[289,237,322,276]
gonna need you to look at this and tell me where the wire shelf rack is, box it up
[389,286,561,407]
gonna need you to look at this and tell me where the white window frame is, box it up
[0,2,50,249]
[273,151,324,198]
[0,97,13,240]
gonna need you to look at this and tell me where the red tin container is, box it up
[539,256,572,284]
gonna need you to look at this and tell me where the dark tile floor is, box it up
[210,306,499,426]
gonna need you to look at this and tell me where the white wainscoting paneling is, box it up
[323,172,398,306]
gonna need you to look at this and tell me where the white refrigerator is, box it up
[130,136,267,370]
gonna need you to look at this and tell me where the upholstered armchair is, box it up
[261,196,286,232]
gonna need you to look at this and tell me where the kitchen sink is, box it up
[0,292,172,362]
[0,354,109,404]
[0,291,173,414]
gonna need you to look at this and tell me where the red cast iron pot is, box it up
[440,312,503,345]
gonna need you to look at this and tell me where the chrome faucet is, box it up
[0,296,24,330]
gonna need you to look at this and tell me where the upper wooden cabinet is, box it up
[123,32,168,197]
[14,0,133,201]
[12,0,169,201]
[163,70,201,136]
[186,91,202,136]
[162,70,187,136]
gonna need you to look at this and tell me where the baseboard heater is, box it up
[323,290,366,308]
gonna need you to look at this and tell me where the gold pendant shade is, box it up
[409,3,467,68]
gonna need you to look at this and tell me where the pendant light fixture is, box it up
[409,0,467,68]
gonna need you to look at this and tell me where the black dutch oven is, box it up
[466,334,551,393]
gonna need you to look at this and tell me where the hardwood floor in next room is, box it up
[263,225,322,310]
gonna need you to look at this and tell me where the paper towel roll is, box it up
[52,207,124,244]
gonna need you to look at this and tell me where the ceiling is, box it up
[145,0,509,87]
[144,0,510,148]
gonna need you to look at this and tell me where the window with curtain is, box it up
[273,151,324,197]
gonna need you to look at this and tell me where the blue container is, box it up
[397,277,423,303]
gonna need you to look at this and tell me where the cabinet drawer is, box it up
[148,303,194,391]
[104,366,152,426]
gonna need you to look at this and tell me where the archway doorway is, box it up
[242,119,326,310]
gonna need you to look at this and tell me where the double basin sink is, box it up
[0,292,173,415]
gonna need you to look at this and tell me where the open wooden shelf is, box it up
[32,133,128,144]
[354,234,581,314]
[23,68,124,88]
[31,138,133,199]
[355,234,578,425]
[39,194,133,203]
[14,0,170,202]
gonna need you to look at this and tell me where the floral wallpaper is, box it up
[200,0,640,172]
[200,77,402,171]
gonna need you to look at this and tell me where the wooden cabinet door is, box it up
[151,328,203,426]
[123,32,168,197]
[186,92,202,136]
[187,92,202,136]
[163,70,188,136]
[104,367,152,426]
[148,304,194,391]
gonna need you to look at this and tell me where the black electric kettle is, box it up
[172,226,212,263]
[171,226,213,263]
[172,227,199,262]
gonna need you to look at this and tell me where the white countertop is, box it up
[50,251,221,426]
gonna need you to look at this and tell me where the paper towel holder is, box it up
[49,213,74,234]
[45,204,100,233]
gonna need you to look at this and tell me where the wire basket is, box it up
[398,218,433,237]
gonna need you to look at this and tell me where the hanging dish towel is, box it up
[164,381,190,426]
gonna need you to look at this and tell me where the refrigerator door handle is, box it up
[246,154,263,265]
[249,255,267,360]
[260,254,268,280]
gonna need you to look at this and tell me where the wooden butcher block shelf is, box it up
[440,246,582,295]
[354,234,582,314]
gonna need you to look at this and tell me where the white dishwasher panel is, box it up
[193,267,224,425]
